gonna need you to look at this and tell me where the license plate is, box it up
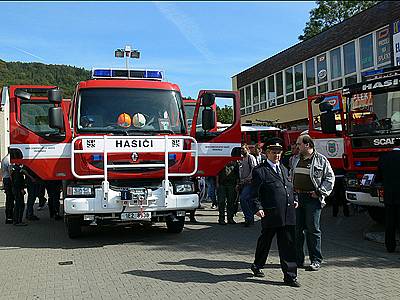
[121,212,151,220]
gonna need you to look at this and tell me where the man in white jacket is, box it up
[291,134,335,271]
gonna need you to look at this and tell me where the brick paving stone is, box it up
[0,194,400,299]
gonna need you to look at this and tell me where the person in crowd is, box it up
[331,176,349,217]
[11,164,27,226]
[291,134,335,271]
[188,209,198,223]
[377,148,400,253]
[23,169,41,221]
[206,176,218,209]
[250,138,300,287]
[45,181,62,220]
[281,142,294,169]
[1,154,14,224]
[238,143,257,227]
[254,143,266,166]
[36,183,47,210]
[216,161,239,225]
[288,143,299,171]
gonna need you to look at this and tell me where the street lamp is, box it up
[115,45,140,69]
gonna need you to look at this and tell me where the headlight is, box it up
[66,186,94,197]
[345,178,358,188]
[174,183,194,194]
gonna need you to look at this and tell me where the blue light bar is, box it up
[146,70,163,79]
[168,153,176,160]
[93,69,112,77]
[92,68,163,80]
[355,161,362,167]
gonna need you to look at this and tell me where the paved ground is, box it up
[0,194,399,300]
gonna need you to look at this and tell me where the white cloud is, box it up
[154,2,216,64]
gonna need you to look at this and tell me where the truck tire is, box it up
[66,216,82,238]
[166,216,185,233]
[367,207,385,225]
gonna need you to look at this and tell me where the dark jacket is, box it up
[252,161,296,228]
[11,165,25,190]
[377,150,400,205]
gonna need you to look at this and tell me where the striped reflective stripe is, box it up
[294,167,310,175]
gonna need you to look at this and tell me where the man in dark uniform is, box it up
[45,181,62,220]
[1,154,14,224]
[11,164,27,226]
[216,160,239,225]
[377,148,400,253]
[250,138,300,287]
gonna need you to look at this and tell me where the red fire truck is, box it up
[307,67,400,223]
[2,69,241,237]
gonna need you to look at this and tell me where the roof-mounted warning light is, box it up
[91,68,164,81]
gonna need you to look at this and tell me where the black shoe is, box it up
[386,244,396,253]
[54,214,62,221]
[227,219,236,224]
[284,278,301,288]
[218,220,226,225]
[251,264,264,277]
[5,219,13,224]
[14,222,28,226]
[27,215,40,221]
[297,263,304,268]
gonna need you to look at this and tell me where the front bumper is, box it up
[64,184,198,215]
[345,191,384,207]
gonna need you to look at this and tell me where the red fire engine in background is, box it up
[2,69,241,237]
[307,66,400,223]
[184,97,301,155]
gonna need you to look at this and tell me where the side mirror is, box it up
[14,90,31,100]
[202,93,215,107]
[49,107,64,130]
[319,101,332,112]
[202,109,215,131]
[320,111,337,134]
[48,89,63,103]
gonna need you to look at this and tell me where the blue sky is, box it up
[0,1,316,98]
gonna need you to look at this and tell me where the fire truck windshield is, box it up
[77,88,186,134]
[348,90,400,135]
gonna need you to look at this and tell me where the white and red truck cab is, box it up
[307,66,400,223]
[2,68,241,237]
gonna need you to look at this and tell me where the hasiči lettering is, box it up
[115,139,154,148]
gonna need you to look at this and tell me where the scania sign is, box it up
[362,78,400,91]
[352,135,400,149]
[373,137,400,146]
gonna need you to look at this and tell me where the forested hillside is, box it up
[0,60,90,98]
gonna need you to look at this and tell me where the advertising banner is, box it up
[393,20,400,66]
[376,26,391,65]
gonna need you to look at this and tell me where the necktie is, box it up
[276,165,282,180]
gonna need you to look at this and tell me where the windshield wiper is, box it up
[142,129,175,134]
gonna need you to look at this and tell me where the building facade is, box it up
[232,1,400,129]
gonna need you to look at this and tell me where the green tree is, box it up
[216,105,233,124]
[299,0,380,41]
[0,60,90,98]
